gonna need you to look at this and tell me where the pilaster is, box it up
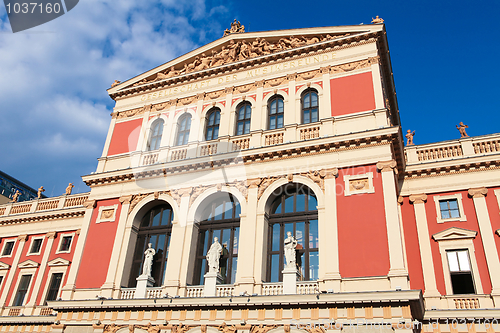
[0,234,27,306]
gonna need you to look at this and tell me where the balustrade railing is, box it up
[265,132,284,146]
[171,148,187,161]
[0,193,89,218]
[186,286,204,298]
[120,288,135,299]
[232,138,250,150]
[262,282,283,295]
[146,287,163,298]
[297,281,320,294]
[300,126,320,140]
[142,152,159,165]
[200,143,218,156]
[216,285,234,297]
[454,298,479,309]
[473,139,500,154]
[417,145,462,161]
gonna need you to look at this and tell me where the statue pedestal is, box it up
[135,274,155,299]
[203,272,223,297]
[282,267,299,295]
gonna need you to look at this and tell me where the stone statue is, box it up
[37,186,45,199]
[142,243,156,277]
[111,80,121,88]
[456,122,469,138]
[206,237,223,273]
[284,231,298,268]
[11,190,21,202]
[371,16,384,24]
[65,183,74,195]
[406,130,415,145]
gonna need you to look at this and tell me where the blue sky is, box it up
[0,0,499,197]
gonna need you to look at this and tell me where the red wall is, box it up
[337,165,390,278]
[330,72,376,117]
[485,187,500,260]
[400,198,425,291]
[75,199,122,289]
[107,119,142,156]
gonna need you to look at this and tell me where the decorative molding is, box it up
[331,59,371,74]
[129,194,149,213]
[46,231,56,239]
[119,195,133,205]
[18,259,39,269]
[397,196,404,205]
[0,261,10,270]
[83,200,96,209]
[376,160,397,173]
[96,204,118,223]
[18,234,27,242]
[298,70,320,81]
[468,187,488,198]
[409,193,427,204]
[432,227,477,241]
[235,83,256,94]
[0,211,85,226]
[343,173,375,196]
[434,193,467,223]
[47,257,71,267]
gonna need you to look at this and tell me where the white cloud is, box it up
[0,0,230,195]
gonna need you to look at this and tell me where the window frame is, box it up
[0,239,16,258]
[433,194,467,223]
[12,273,33,306]
[128,203,174,288]
[55,233,75,254]
[266,184,319,282]
[27,236,44,256]
[235,102,252,136]
[205,108,221,141]
[267,95,285,130]
[193,195,241,286]
[147,118,164,151]
[433,227,483,295]
[301,89,319,124]
[175,114,192,146]
[39,258,70,305]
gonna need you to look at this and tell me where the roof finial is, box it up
[371,16,384,24]
[223,19,245,37]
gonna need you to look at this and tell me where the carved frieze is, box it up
[250,324,277,333]
[265,77,287,88]
[330,59,370,74]
[235,83,256,94]
[206,90,225,100]
[117,107,144,119]
[298,70,320,81]
[128,194,149,213]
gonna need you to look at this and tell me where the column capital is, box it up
[323,168,339,179]
[17,234,27,242]
[247,178,261,189]
[409,193,427,204]
[397,196,404,205]
[468,187,488,198]
[119,195,133,204]
[83,200,96,209]
[376,160,397,173]
[46,231,56,239]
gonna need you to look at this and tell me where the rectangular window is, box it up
[2,241,15,256]
[440,199,460,219]
[0,276,3,286]
[29,239,43,254]
[13,274,32,306]
[45,273,63,302]
[59,236,72,252]
[447,250,475,294]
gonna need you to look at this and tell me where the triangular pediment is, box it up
[0,262,10,270]
[109,24,383,95]
[18,259,39,269]
[47,257,71,267]
[432,227,477,241]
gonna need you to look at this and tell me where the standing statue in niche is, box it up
[456,122,469,138]
[142,243,156,277]
[206,237,223,274]
[284,231,298,269]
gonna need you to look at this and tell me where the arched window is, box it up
[128,203,173,287]
[302,89,318,124]
[268,96,284,130]
[267,184,318,282]
[235,102,251,136]
[147,119,164,151]
[176,114,191,146]
[193,194,241,285]
[205,108,221,141]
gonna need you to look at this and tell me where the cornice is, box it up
[404,159,500,179]
[110,32,380,101]
[84,129,399,188]
[0,210,85,226]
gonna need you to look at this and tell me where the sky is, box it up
[0,0,499,197]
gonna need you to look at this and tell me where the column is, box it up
[100,196,131,298]
[376,161,408,289]
[25,232,56,310]
[468,187,500,306]
[234,183,258,294]
[408,194,441,305]
[60,200,95,300]
[0,235,27,306]
[318,168,341,292]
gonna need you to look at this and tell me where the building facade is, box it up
[0,22,500,333]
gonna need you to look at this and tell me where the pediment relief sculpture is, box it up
[129,33,351,88]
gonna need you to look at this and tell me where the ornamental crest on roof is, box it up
[223,19,245,36]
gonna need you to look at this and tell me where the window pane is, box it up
[441,210,451,219]
[309,219,319,249]
[244,120,250,134]
[272,224,280,252]
[231,257,238,284]
[311,92,318,107]
[277,114,284,128]
[224,201,233,219]
[296,194,306,212]
[31,239,42,253]
[234,201,241,218]
[270,100,277,114]
[449,199,459,209]
[3,241,14,256]
[284,195,294,213]
[46,273,63,302]
[199,259,206,285]
[270,117,276,130]
[277,99,284,113]
[201,231,209,256]
[304,110,310,124]
[450,209,460,218]
[214,203,223,220]
[212,230,222,243]
[221,229,230,250]
[296,222,305,248]
[270,254,280,282]
[233,228,239,254]
[245,107,251,118]
[284,223,294,242]
[311,109,318,122]
[447,251,460,272]
[457,251,471,271]
[213,127,219,139]
[308,195,317,211]
[206,128,213,141]
[152,209,161,226]
[157,234,165,253]
[439,201,448,212]
[309,252,319,281]
[304,94,310,108]
[161,208,171,226]
[237,122,244,136]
